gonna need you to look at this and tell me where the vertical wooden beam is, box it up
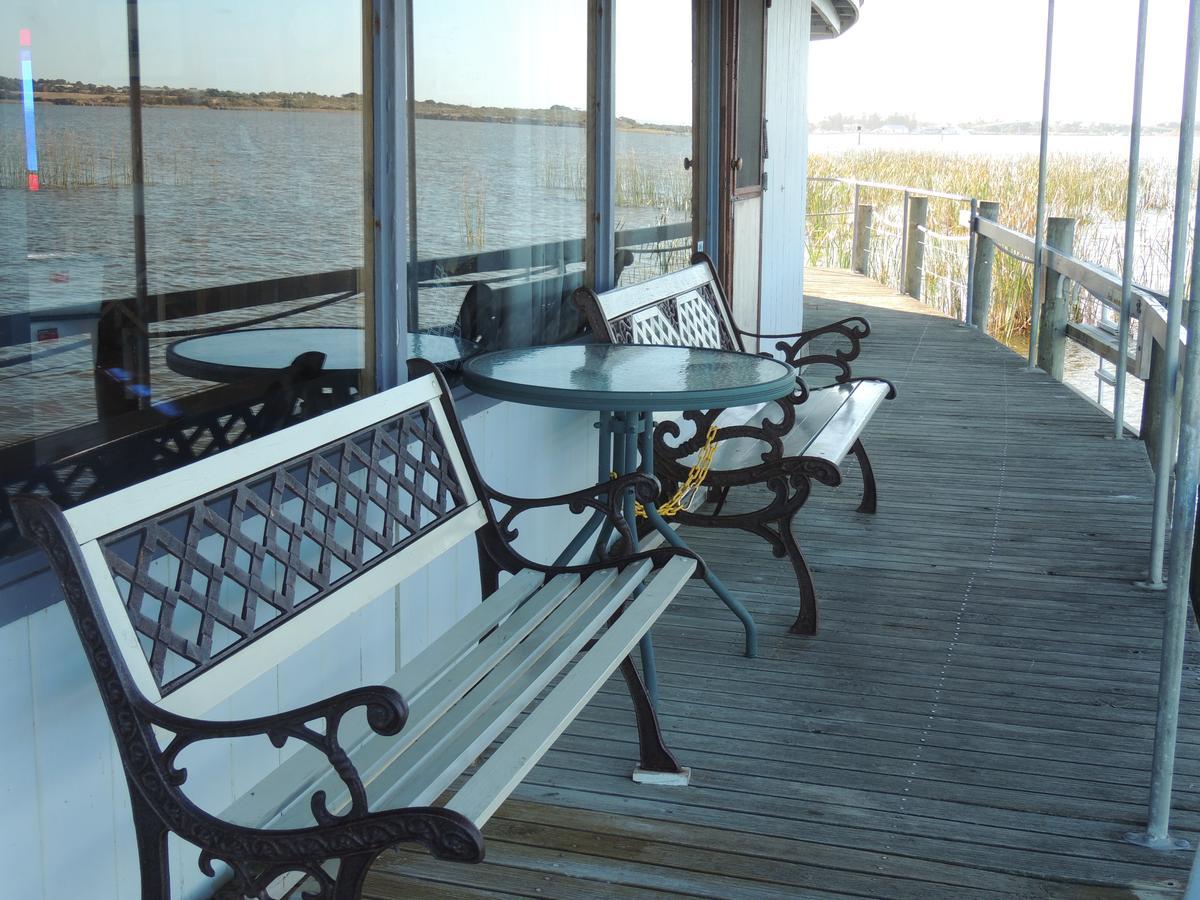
[903,195,928,300]
[970,200,1000,331]
[586,0,615,292]
[1036,216,1076,380]
[851,203,872,275]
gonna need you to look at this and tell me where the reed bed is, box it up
[540,148,692,218]
[807,150,1186,350]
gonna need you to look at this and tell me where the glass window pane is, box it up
[410,0,587,355]
[735,0,764,191]
[614,0,695,286]
[0,2,368,563]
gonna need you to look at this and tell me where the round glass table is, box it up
[463,343,797,691]
[166,326,477,382]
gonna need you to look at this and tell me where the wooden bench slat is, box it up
[222,568,564,830]
[447,555,697,827]
[802,381,891,464]
[368,562,653,812]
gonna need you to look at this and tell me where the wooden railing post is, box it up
[970,200,1000,331]
[1142,339,1169,469]
[852,204,872,274]
[903,195,928,299]
[1036,216,1076,380]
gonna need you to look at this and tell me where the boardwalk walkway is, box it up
[367,269,1199,898]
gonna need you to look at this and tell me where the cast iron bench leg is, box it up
[851,438,879,514]
[619,655,688,778]
[780,513,820,636]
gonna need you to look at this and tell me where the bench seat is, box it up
[225,558,694,840]
[680,380,892,473]
[575,253,896,637]
[15,359,701,899]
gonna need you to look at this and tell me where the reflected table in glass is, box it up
[462,343,796,694]
[166,326,477,382]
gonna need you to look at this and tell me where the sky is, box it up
[809,0,1195,126]
[4,0,693,125]
[5,1,1193,128]
[2,1,364,95]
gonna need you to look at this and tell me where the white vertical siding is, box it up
[731,195,763,341]
[759,0,812,343]
[0,397,596,899]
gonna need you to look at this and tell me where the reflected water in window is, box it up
[0,1,368,562]
[409,0,588,355]
[614,0,695,286]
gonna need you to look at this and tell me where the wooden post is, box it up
[903,195,928,300]
[1036,216,1076,380]
[852,204,872,274]
[1142,339,1169,469]
[970,200,1000,331]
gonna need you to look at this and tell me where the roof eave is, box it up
[811,0,862,40]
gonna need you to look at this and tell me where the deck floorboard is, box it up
[366,268,1196,899]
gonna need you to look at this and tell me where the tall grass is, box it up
[540,148,692,218]
[807,150,1186,350]
[0,128,134,189]
[460,171,487,251]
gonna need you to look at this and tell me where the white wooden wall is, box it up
[0,398,597,899]
[759,0,812,342]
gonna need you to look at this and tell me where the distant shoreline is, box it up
[0,79,691,133]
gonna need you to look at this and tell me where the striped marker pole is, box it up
[19,28,39,192]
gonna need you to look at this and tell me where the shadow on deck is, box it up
[368,268,1198,898]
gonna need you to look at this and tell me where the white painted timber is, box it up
[731,195,763,344]
[219,567,548,829]
[446,555,697,826]
[760,0,812,344]
[371,563,652,811]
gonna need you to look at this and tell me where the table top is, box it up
[461,343,795,412]
[166,327,477,382]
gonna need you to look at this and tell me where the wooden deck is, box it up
[367,269,1199,898]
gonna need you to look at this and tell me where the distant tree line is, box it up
[812,109,1177,135]
[0,76,362,110]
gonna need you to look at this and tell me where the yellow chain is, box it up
[613,425,720,519]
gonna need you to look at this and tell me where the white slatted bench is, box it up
[14,359,698,899]
[574,254,895,635]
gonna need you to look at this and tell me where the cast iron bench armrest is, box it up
[735,315,873,382]
[482,471,706,580]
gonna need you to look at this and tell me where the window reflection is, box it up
[409,0,588,354]
[0,1,368,560]
[614,0,695,286]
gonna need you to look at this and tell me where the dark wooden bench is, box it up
[574,253,895,635]
[13,359,699,899]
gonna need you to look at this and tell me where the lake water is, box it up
[0,104,689,321]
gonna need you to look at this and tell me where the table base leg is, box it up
[641,501,759,659]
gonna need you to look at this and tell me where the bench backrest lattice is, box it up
[581,260,742,353]
[20,372,485,719]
